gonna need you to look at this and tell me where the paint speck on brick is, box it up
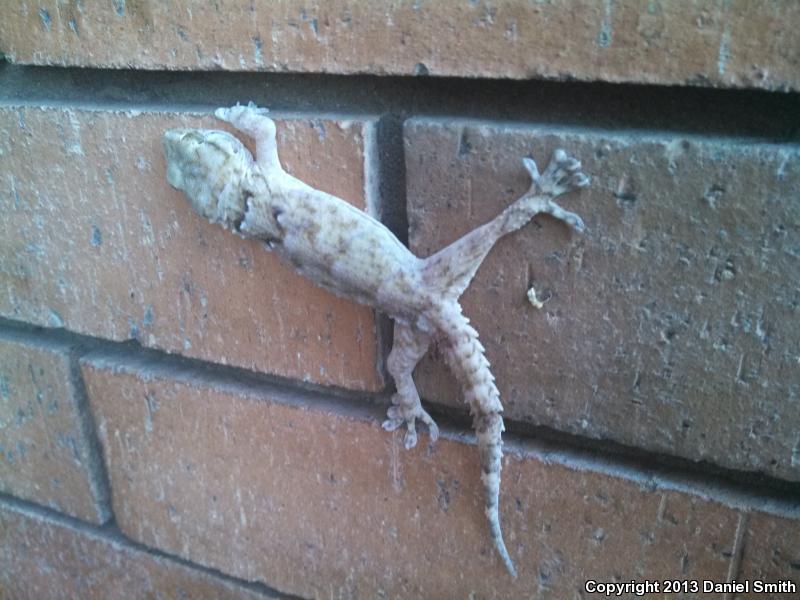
[0,376,10,400]
[598,0,615,48]
[592,528,606,544]
[702,184,725,209]
[48,310,64,328]
[251,36,264,66]
[505,20,518,41]
[112,0,126,17]
[311,120,327,141]
[458,130,473,156]
[38,9,52,31]
[25,242,44,257]
[90,225,103,247]
[717,24,731,76]
[144,393,158,434]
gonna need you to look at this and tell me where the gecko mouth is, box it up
[232,192,252,232]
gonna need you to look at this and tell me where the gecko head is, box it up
[163,128,254,231]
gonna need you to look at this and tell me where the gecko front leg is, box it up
[214,102,281,170]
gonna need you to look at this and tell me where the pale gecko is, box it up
[163,104,589,577]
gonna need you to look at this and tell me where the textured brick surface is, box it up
[0,334,107,523]
[0,106,381,391]
[736,512,800,597]
[81,354,755,597]
[405,119,800,481]
[1,1,798,91]
[0,500,270,599]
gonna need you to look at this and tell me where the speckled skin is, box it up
[163,104,589,577]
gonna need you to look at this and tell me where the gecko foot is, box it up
[382,398,440,450]
[526,149,590,198]
[523,150,589,232]
[214,101,269,125]
[214,102,280,169]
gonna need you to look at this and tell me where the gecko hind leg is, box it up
[421,149,589,303]
[382,323,438,450]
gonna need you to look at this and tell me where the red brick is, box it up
[0,106,381,391]
[735,512,800,598]
[0,499,270,599]
[405,119,800,481]
[1,1,798,91]
[81,353,749,597]
[0,333,107,523]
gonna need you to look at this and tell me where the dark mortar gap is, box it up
[372,113,409,320]
[424,401,800,508]
[375,114,408,245]
[67,346,114,525]
[0,317,388,419]
[1,62,799,142]
[0,493,305,599]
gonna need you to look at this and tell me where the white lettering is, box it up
[584,581,660,596]
[703,581,747,593]
[754,580,795,593]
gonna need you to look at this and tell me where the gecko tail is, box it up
[477,411,517,578]
[433,303,516,576]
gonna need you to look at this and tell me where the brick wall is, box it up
[1,2,799,598]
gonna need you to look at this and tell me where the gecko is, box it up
[162,104,589,577]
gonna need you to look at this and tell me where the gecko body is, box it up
[163,104,589,577]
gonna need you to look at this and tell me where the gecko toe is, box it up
[572,173,591,188]
[384,399,439,448]
[382,417,404,432]
[427,421,440,443]
[246,101,270,115]
[403,426,418,450]
[418,410,440,443]
[535,149,590,198]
